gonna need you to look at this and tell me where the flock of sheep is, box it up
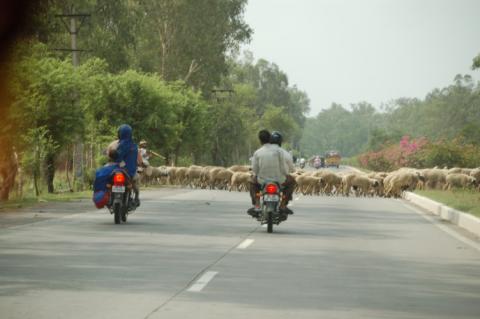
[140,165,480,198]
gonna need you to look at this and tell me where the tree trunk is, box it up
[33,170,40,197]
[0,147,19,201]
[174,143,181,166]
[65,146,73,192]
[45,153,56,194]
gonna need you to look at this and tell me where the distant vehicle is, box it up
[309,155,325,169]
[299,158,306,169]
[325,151,341,168]
[313,156,322,169]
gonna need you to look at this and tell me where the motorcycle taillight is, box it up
[113,172,126,185]
[265,184,278,194]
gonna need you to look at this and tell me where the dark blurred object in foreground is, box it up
[0,0,41,200]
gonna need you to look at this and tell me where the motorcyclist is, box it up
[109,124,141,207]
[299,157,306,168]
[313,156,321,169]
[269,131,296,212]
[248,130,295,216]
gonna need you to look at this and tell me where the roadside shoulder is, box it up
[404,191,480,238]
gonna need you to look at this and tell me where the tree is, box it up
[472,53,480,70]
[134,0,252,93]
[10,45,87,193]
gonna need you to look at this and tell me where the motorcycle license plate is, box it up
[112,186,125,193]
[264,194,279,202]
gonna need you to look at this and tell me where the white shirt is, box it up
[140,147,150,166]
[251,143,293,184]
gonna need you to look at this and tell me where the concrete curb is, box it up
[404,191,480,237]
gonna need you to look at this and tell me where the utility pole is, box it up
[55,7,90,189]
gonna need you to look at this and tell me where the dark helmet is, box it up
[270,131,283,146]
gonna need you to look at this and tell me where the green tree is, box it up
[134,0,252,93]
[10,50,84,193]
[473,53,480,70]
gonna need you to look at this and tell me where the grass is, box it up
[0,190,92,211]
[415,189,480,218]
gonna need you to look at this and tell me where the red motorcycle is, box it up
[256,182,288,233]
[106,169,136,224]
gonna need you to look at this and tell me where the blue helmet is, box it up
[117,124,132,140]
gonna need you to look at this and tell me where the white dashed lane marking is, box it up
[237,239,254,249]
[187,271,218,292]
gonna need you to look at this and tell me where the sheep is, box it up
[186,165,203,188]
[229,171,253,192]
[209,168,234,190]
[313,170,342,195]
[384,171,419,198]
[342,173,379,197]
[294,175,324,195]
[341,173,360,196]
[154,166,169,185]
[470,168,480,181]
[228,165,251,173]
[444,173,477,190]
[420,168,447,190]
[166,166,177,185]
[447,167,462,174]
[367,172,386,196]
[175,167,188,186]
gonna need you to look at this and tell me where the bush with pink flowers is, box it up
[359,136,427,171]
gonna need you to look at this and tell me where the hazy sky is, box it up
[242,0,480,116]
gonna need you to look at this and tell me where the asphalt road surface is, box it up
[1,186,480,319]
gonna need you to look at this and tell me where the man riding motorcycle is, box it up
[248,130,296,216]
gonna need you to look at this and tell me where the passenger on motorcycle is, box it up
[108,124,141,207]
[248,130,296,216]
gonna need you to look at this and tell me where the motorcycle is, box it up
[106,169,136,224]
[255,182,288,233]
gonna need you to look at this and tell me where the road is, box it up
[1,186,480,319]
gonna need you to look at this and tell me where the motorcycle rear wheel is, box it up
[267,212,273,233]
[114,203,121,224]
[121,205,128,222]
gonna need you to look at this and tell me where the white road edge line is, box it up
[187,271,218,292]
[237,238,254,249]
[403,202,480,253]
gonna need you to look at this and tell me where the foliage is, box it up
[1,1,315,199]
[300,102,380,157]
[358,136,429,171]
[20,126,59,196]
[473,53,480,70]
[358,136,480,171]
[301,74,480,161]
